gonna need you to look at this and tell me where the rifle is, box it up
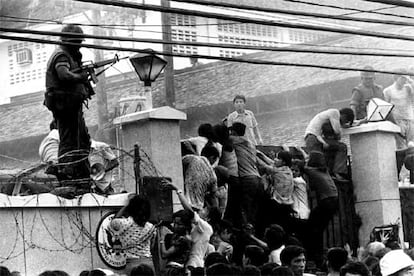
[72,54,127,99]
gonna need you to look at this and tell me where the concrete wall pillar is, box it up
[114,106,186,208]
[344,121,403,246]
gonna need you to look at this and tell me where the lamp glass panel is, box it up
[367,97,394,121]
[129,55,153,82]
[149,56,168,82]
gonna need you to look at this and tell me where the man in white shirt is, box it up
[384,71,414,149]
[227,95,263,146]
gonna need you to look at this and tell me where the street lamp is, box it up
[129,50,168,109]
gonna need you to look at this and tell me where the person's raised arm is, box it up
[56,63,88,82]
[163,180,193,212]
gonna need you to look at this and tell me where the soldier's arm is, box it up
[55,56,88,82]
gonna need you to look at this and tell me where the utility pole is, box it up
[92,8,109,142]
[161,0,175,107]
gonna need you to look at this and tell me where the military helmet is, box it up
[60,24,85,42]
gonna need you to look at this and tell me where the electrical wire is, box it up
[169,0,414,27]
[362,0,414,8]
[1,33,413,76]
[3,15,414,53]
[283,0,414,20]
[3,26,414,59]
[73,0,414,43]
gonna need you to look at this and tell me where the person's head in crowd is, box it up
[360,66,375,88]
[272,266,295,276]
[385,240,401,250]
[363,256,381,276]
[130,264,155,276]
[0,267,10,276]
[181,140,197,156]
[218,219,233,243]
[233,94,247,113]
[126,194,151,227]
[52,272,70,276]
[198,123,215,141]
[231,122,247,137]
[205,252,229,268]
[340,262,370,276]
[393,69,409,89]
[10,272,20,276]
[327,247,349,274]
[201,145,220,165]
[275,151,292,168]
[206,263,233,276]
[285,236,303,247]
[243,265,261,276]
[307,151,328,172]
[339,108,355,128]
[291,159,305,178]
[243,245,267,267]
[79,271,89,276]
[212,124,230,144]
[380,249,414,276]
[280,245,306,276]
[172,209,194,236]
[189,267,205,276]
[164,266,186,276]
[260,263,280,276]
[366,241,386,257]
[264,224,286,251]
[231,264,243,275]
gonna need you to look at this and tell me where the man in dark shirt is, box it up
[231,122,262,227]
[44,24,92,184]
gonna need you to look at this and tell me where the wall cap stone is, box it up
[343,121,401,135]
[113,106,187,125]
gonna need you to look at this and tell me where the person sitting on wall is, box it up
[304,107,354,181]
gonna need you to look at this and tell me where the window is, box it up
[16,48,33,65]
[171,29,198,54]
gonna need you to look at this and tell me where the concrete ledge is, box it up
[0,192,132,208]
[113,106,187,125]
[343,121,401,135]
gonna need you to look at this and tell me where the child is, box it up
[291,159,310,221]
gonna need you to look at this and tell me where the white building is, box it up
[0,0,345,103]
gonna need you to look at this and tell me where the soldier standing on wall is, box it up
[44,24,93,190]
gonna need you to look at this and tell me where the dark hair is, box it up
[50,120,57,130]
[212,124,233,151]
[206,263,233,276]
[243,265,261,276]
[205,252,229,268]
[327,247,348,272]
[280,245,306,266]
[218,219,233,235]
[231,122,247,136]
[277,151,292,167]
[126,194,151,226]
[265,224,286,251]
[233,94,246,103]
[339,108,355,125]
[189,267,205,276]
[51,272,69,276]
[0,267,10,276]
[164,266,185,276]
[201,145,220,160]
[291,159,305,175]
[363,256,380,276]
[272,266,295,276]
[340,262,370,276]
[79,271,89,276]
[260,263,280,276]
[130,264,155,276]
[198,123,215,140]
[172,209,194,232]
[244,245,267,267]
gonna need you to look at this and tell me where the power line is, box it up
[0,33,412,76]
[3,15,414,53]
[2,26,414,58]
[170,0,414,27]
[283,0,414,20]
[74,0,414,43]
[362,0,414,8]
